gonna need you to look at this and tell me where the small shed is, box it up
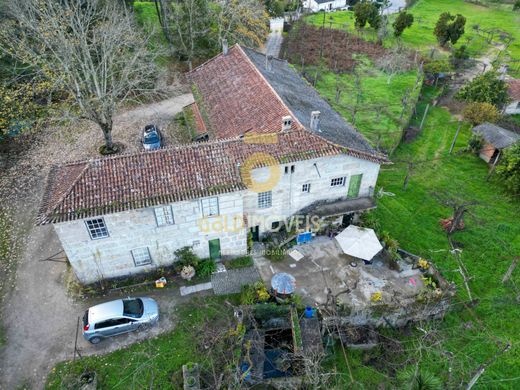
[472,122,520,164]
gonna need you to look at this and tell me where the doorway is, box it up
[209,239,221,260]
[347,174,363,199]
[250,226,260,242]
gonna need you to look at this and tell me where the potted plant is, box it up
[180,265,195,281]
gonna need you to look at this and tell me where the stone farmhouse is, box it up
[37,44,388,284]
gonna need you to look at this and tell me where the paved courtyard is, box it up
[253,236,425,308]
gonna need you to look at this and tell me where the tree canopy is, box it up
[434,12,466,47]
[496,141,520,194]
[456,71,510,107]
[0,0,162,153]
[353,0,381,30]
[392,11,414,38]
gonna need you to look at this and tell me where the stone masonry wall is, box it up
[243,154,380,235]
[54,192,247,284]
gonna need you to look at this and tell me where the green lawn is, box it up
[306,0,520,73]
[314,67,420,152]
[359,101,520,386]
[45,296,240,389]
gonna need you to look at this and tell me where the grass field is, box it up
[305,0,520,74]
[45,296,239,389]
[343,99,520,386]
[314,67,420,152]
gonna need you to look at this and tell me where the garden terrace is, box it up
[254,236,454,327]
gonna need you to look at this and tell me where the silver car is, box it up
[82,297,159,344]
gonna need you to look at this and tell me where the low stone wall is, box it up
[323,248,456,328]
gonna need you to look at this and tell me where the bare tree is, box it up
[214,0,269,49]
[0,0,162,153]
[169,0,212,71]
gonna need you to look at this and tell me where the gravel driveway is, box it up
[0,92,194,390]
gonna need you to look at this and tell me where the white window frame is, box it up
[330,177,346,187]
[131,247,152,267]
[85,218,109,240]
[201,197,219,217]
[302,183,311,193]
[154,205,174,226]
[258,191,272,209]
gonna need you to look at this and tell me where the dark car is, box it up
[142,124,162,150]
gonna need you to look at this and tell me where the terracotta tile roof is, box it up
[189,45,303,139]
[508,79,520,101]
[185,102,207,136]
[190,44,381,159]
[38,130,365,224]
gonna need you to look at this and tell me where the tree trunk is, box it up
[100,121,114,152]
[449,207,465,235]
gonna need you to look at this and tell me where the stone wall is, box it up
[244,154,380,235]
[54,192,247,284]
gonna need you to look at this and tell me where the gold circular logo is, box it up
[240,152,281,193]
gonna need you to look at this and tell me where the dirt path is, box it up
[438,44,504,111]
[0,93,193,390]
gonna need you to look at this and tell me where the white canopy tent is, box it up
[334,225,383,261]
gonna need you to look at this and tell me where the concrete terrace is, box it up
[253,236,425,308]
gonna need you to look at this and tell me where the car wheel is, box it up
[89,336,103,344]
[138,323,151,332]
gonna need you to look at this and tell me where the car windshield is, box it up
[123,298,144,318]
[144,132,159,144]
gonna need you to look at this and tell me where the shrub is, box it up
[423,59,452,78]
[462,102,500,125]
[240,281,270,304]
[265,244,286,262]
[174,247,200,269]
[380,231,399,253]
[514,0,520,11]
[496,141,520,194]
[449,45,469,68]
[195,258,217,277]
[225,256,253,270]
[359,210,381,231]
[467,133,484,154]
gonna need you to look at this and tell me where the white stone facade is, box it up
[54,154,379,284]
[244,154,380,235]
[54,192,247,284]
[304,0,347,12]
[504,100,520,115]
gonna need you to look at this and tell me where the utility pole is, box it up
[419,104,430,131]
[449,121,462,154]
[320,10,326,60]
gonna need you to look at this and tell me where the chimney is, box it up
[310,111,321,132]
[282,115,292,131]
[222,39,229,55]
[265,54,274,71]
